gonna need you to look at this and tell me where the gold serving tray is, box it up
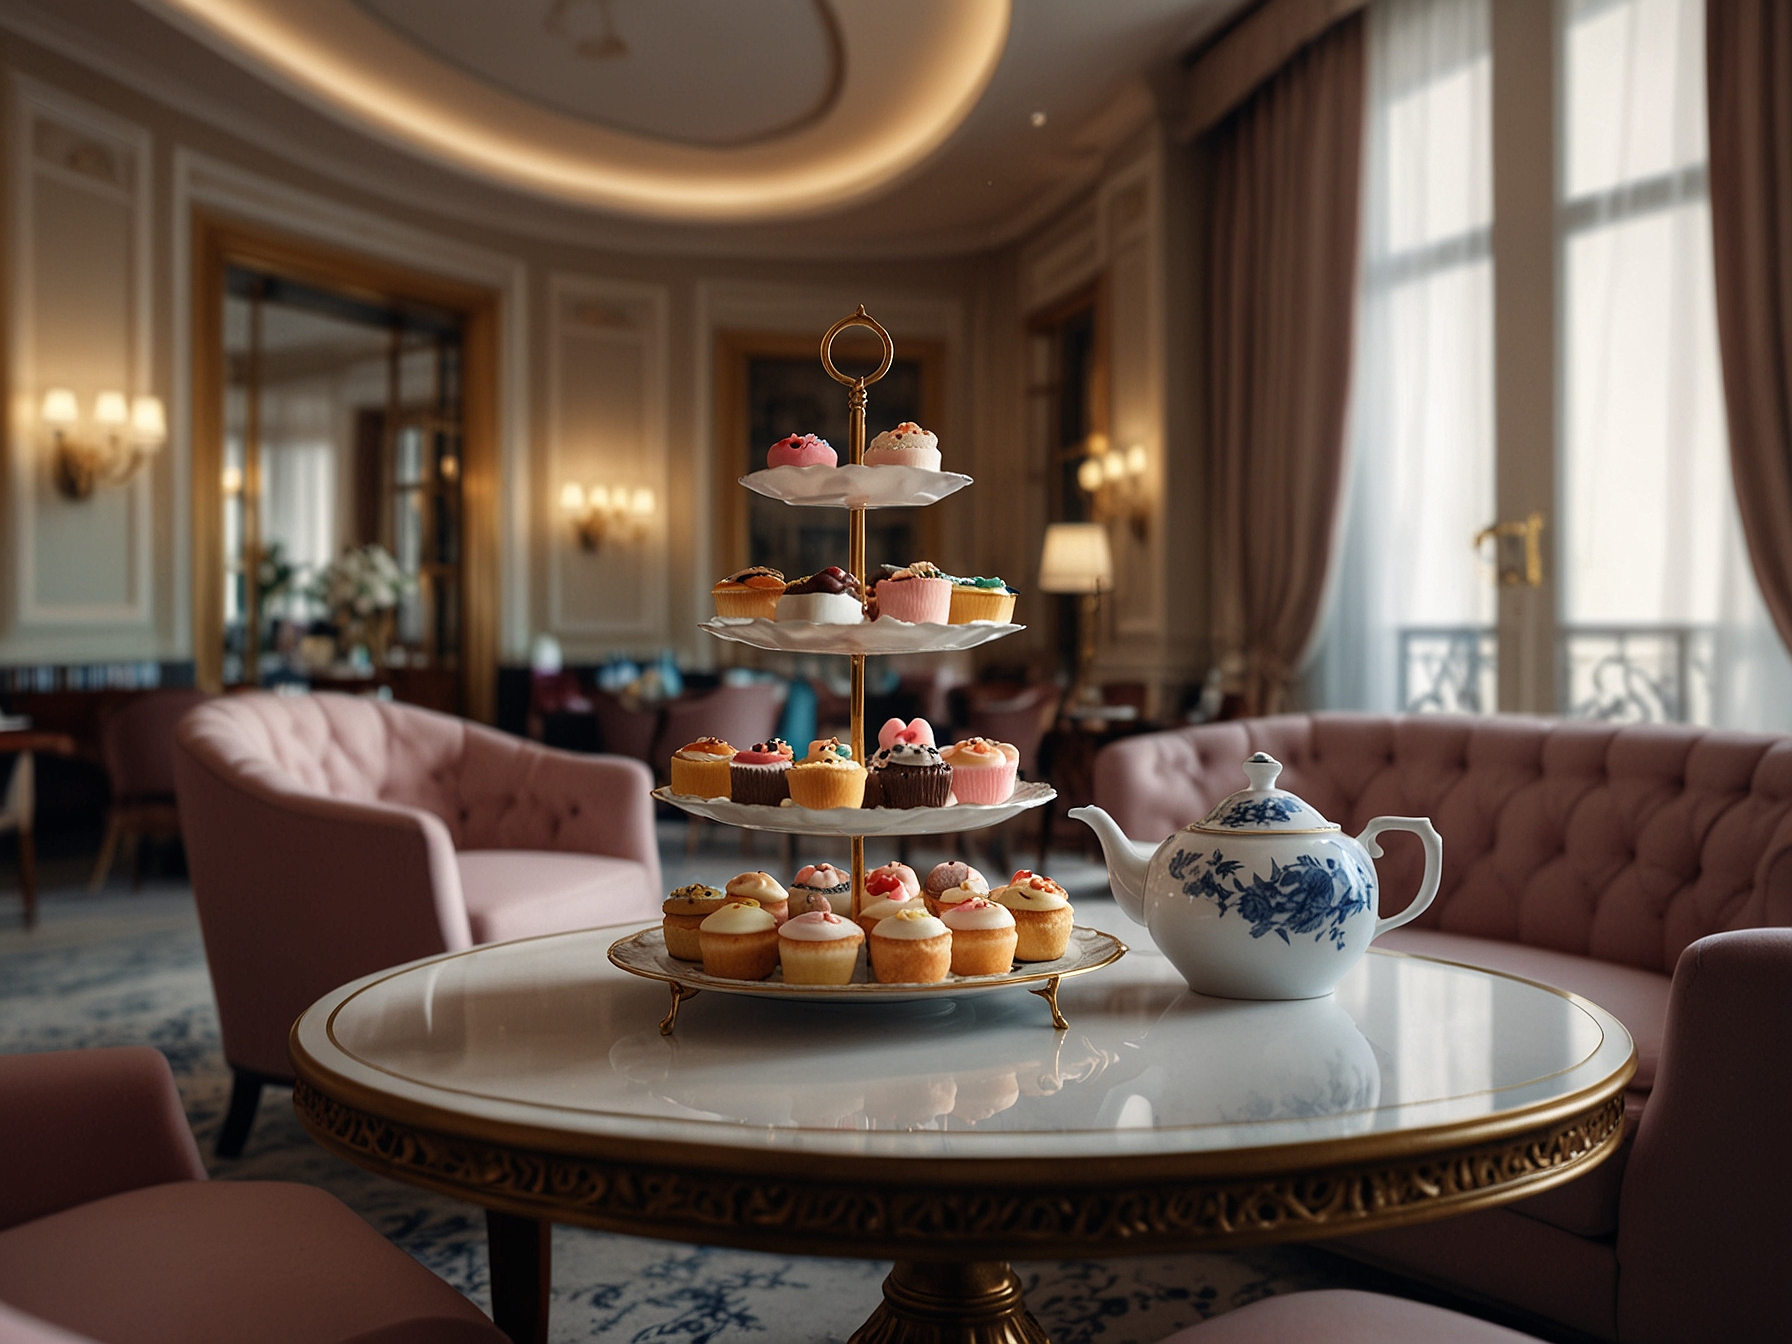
[608,924,1127,1034]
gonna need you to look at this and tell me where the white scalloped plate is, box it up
[740,464,972,509]
[700,616,1021,655]
[652,780,1055,836]
[608,924,1125,1005]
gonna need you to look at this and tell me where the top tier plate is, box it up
[740,464,972,509]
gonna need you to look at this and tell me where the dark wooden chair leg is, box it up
[216,1068,266,1158]
[486,1209,551,1344]
[18,827,37,929]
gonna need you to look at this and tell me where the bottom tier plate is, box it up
[608,924,1126,1008]
[652,780,1054,835]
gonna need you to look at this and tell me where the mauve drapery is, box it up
[1204,16,1366,716]
[1709,2,1792,656]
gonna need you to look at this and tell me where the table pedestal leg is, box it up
[849,1261,1050,1343]
[485,1209,550,1344]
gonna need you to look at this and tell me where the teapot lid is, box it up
[1188,753,1337,834]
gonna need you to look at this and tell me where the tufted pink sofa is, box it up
[0,1047,506,1344]
[174,692,660,1155]
[1093,713,1792,1343]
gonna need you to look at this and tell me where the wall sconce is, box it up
[40,387,166,500]
[1076,435,1149,540]
[559,481,655,551]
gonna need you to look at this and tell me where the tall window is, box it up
[1311,0,1494,713]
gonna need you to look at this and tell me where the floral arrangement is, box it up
[315,544,410,618]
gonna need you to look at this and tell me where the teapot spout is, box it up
[1068,806,1152,926]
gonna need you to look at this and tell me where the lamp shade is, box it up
[130,395,167,447]
[93,391,129,427]
[1038,521,1113,594]
[40,388,78,425]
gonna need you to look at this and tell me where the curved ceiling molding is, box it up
[138,0,1011,222]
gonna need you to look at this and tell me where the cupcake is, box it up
[789,863,851,916]
[942,898,1018,976]
[873,562,952,624]
[661,883,727,961]
[669,737,736,799]
[930,873,992,919]
[862,868,916,910]
[698,899,780,980]
[730,740,794,804]
[992,870,1074,962]
[923,861,987,915]
[778,910,865,985]
[725,870,789,923]
[869,908,952,984]
[864,421,941,470]
[867,738,952,808]
[767,433,837,468]
[867,860,921,901]
[856,891,920,939]
[712,566,786,619]
[940,737,1019,804]
[948,575,1018,625]
[786,738,867,810]
[777,567,864,624]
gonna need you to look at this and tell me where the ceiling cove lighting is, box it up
[142,0,1011,222]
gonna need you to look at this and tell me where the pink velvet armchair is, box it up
[1093,713,1792,1342]
[0,1047,505,1344]
[174,692,660,1156]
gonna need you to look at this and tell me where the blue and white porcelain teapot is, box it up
[1071,753,1441,1000]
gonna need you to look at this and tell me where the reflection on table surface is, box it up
[316,926,1621,1157]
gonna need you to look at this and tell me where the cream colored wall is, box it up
[0,29,982,672]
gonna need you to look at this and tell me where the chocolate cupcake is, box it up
[867,738,952,808]
[730,739,794,804]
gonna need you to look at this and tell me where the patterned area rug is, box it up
[0,831,1365,1343]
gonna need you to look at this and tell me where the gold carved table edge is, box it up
[289,1049,1634,1262]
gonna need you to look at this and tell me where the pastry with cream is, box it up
[698,899,780,979]
[766,433,837,468]
[873,561,953,625]
[947,575,1018,625]
[730,739,794,805]
[724,870,789,923]
[928,871,991,918]
[786,738,866,809]
[923,861,986,912]
[869,907,952,984]
[864,421,941,470]
[711,566,786,620]
[940,737,1019,804]
[856,890,919,939]
[789,863,851,916]
[942,898,1018,976]
[867,860,921,900]
[862,866,917,910]
[778,910,865,985]
[661,883,727,961]
[776,567,864,624]
[992,870,1074,961]
[669,737,736,799]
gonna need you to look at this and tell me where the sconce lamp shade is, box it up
[558,482,586,512]
[93,391,129,427]
[130,396,166,448]
[1038,521,1113,594]
[40,388,78,426]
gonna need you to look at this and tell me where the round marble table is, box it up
[289,921,1635,1344]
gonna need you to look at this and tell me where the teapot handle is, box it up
[1356,816,1443,940]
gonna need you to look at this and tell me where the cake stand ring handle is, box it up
[820,306,894,390]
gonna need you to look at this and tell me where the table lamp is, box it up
[1038,522,1113,706]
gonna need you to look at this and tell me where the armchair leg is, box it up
[487,1209,551,1344]
[89,810,123,891]
[216,1067,274,1158]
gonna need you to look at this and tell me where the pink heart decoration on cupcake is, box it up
[878,717,935,750]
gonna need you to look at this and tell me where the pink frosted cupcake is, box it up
[873,562,952,624]
[940,737,1019,804]
[864,421,941,470]
[767,433,837,467]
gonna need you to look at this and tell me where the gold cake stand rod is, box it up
[821,306,892,920]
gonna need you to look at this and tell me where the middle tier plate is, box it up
[740,463,972,509]
[652,779,1055,836]
[701,616,1022,655]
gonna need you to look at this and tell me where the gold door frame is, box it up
[190,213,501,721]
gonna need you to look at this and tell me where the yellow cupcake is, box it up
[712,566,785,619]
[669,737,735,799]
[785,737,867,810]
[948,578,1018,624]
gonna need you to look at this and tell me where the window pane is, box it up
[1564,0,1706,197]
[1384,47,1491,250]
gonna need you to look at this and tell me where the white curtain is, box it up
[1560,0,1792,729]
[1308,0,1495,712]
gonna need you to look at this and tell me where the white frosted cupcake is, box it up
[856,892,920,939]
[865,421,941,470]
[725,871,789,924]
[928,871,990,918]
[941,898,1018,976]
[992,871,1073,961]
[869,908,952,984]
[778,910,865,985]
[698,899,780,980]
